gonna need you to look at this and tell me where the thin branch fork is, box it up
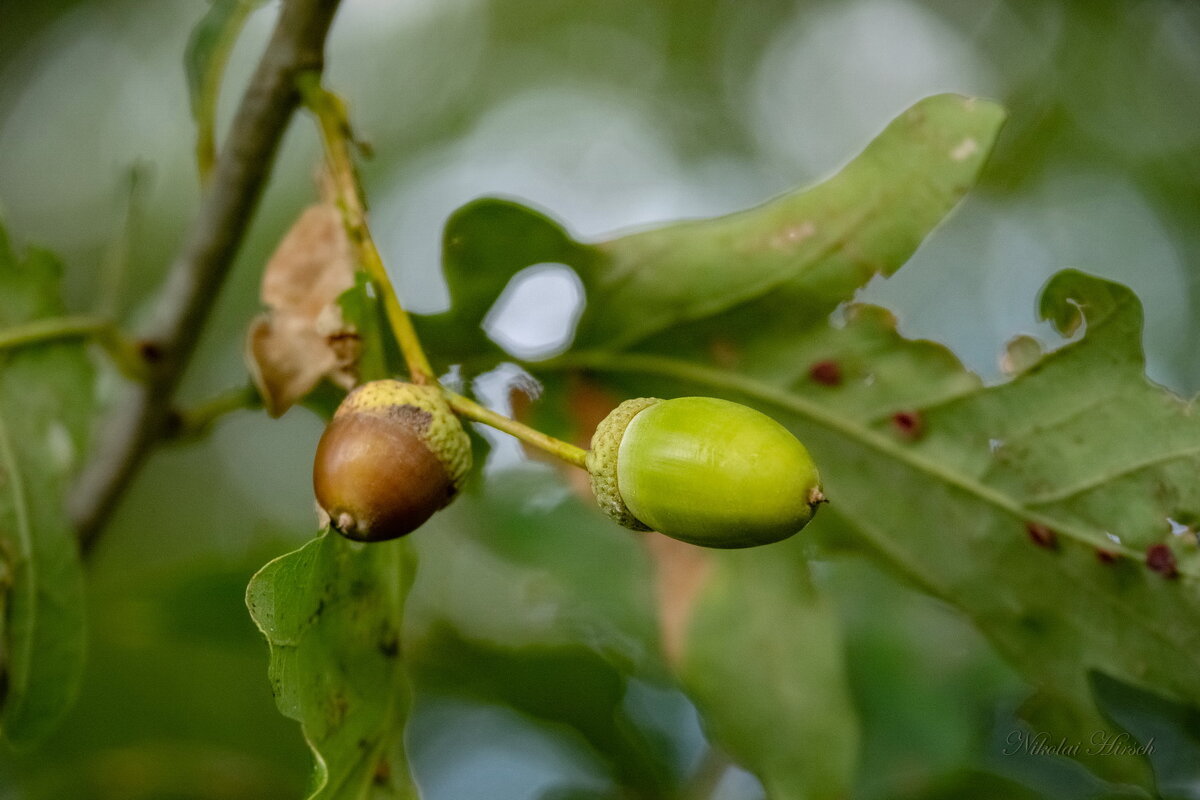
[69,0,344,552]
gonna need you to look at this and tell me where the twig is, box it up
[167,384,263,441]
[0,315,115,351]
[0,315,146,380]
[297,73,436,385]
[69,0,344,553]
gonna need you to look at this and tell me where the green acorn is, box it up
[587,397,824,548]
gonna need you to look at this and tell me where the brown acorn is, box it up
[313,380,472,541]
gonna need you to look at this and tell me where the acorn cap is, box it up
[334,381,472,489]
[586,397,662,531]
[314,380,472,541]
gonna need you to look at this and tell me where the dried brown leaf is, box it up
[246,204,358,416]
[261,204,355,315]
[246,315,339,416]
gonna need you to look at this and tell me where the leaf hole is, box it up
[483,263,584,360]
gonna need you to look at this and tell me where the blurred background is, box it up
[1,0,1198,797]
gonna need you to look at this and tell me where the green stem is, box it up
[169,384,263,440]
[98,161,152,317]
[0,315,147,380]
[445,391,589,469]
[297,71,436,386]
[541,350,1148,563]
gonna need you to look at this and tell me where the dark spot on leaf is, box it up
[378,631,400,658]
[809,360,842,386]
[1026,522,1058,550]
[138,339,165,363]
[307,597,326,625]
[891,410,923,440]
[1096,548,1119,564]
[162,409,184,438]
[1146,543,1178,579]
[328,692,349,725]
[373,758,392,785]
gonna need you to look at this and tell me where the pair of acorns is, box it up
[313,380,825,548]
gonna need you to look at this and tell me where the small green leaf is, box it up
[0,224,90,747]
[185,0,265,177]
[338,271,399,385]
[415,198,594,368]
[246,533,419,799]
[1090,671,1200,792]
[679,542,859,800]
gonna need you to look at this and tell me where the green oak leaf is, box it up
[571,94,1005,350]
[416,93,1004,372]
[411,625,676,797]
[678,540,858,800]
[414,199,594,367]
[0,224,90,747]
[336,272,397,387]
[558,270,1200,788]
[184,0,267,175]
[246,532,419,799]
[559,265,1192,783]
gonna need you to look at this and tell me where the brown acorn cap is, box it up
[314,381,472,541]
[586,397,661,531]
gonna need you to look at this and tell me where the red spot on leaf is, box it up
[1146,543,1178,578]
[809,360,842,386]
[891,410,923,440]
[1026,522,1058,550]
[1095,548,1119,564]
